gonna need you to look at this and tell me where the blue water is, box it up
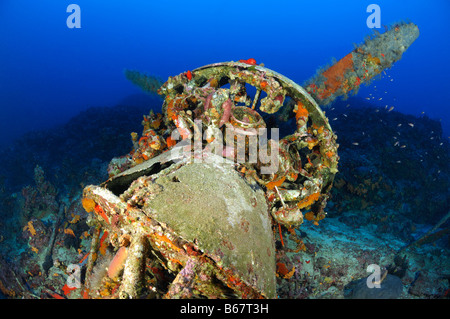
[0,0,449,147]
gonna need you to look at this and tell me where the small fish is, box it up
[396,160,402,163]
[239,58,257,65]
[346,104,350,108]
[379,97,382,100]
[186,70,193,81]
[388,106,394,112]
[400,145,406,148]
[343,114,347,117]
[352,142,359,146]
[394,141,400,146]
[332,117,338,121]
[365,97,371,100]
[430,137,434,140]
[408,123,414,127]
[397,124,402,127]
[375,109,379,112]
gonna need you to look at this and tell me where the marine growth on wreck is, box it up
[81,61,340,298]
[304,22,419,106]
[76,22,421,299]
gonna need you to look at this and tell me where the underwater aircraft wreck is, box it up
[79,22,419,298]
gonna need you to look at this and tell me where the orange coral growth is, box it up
[153,233,181,252]
[276,262,289,277]
[366,53,381,66]
[289,172,298,181]
[315,125,325,134]
[266,176,286,190]
[0,279,15,297]
[321,53,354,99]
[107,246,128,279]
[69,214,80,224]
[78,252,89,264]
[94,204,109,224]
[209,78,219,88]
[276,263,296,279]
[278,223,284,247]
[64,228,75,237]
[306,137,319,150]
[81,197,96,213]
[304,211,315,221]
[99,231,109,255]
[297,192,320,209]
[130,132,138,142]
[295,101,309,120]
[284,266,296,279]
[23,221,36,236]
[62,284,77,296]
[166,136,177,148]
[260,81,268,89]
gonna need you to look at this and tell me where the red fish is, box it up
[239,58,257,65]
[186,70,192,80]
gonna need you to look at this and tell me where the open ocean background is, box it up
[0,0,449,147]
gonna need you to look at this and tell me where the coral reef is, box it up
[327,98,449,224]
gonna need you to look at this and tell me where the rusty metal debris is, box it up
[304,22,419,106]
[81,61,339,298]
